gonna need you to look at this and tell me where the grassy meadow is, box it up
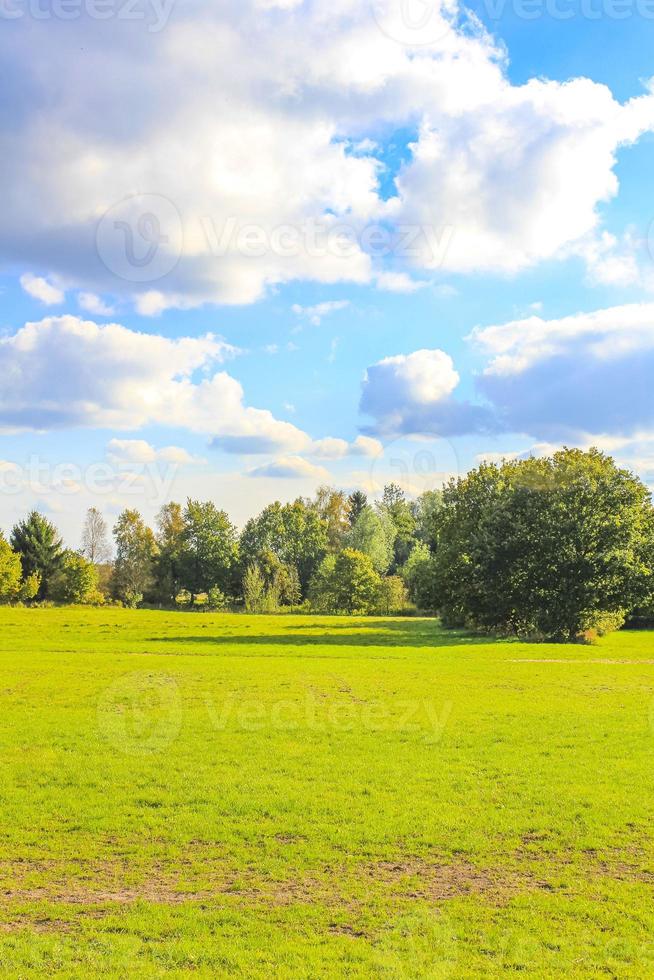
[1,608,654,976]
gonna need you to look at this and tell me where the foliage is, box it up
[180,500,239,600]
[111,509,158,607]
[412,489,443,551]
[378,484,417,571]
[401,541,439,611]
[309,548,382,614]
[154,502,187,604]
[374,575,409,615]
[433,449,654,641]
[50,551,102,605]
[206,586,228,611]
[347,490,368,527]
[240,499,328,594]
[345,505,396,574]
[0,536,25,603]
[313,486,351,552]
[307,554,337,613]
[10,511,64,599]
[243,564,267,613]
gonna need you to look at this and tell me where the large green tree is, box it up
[313,486,351,552]
[10,511,64,599]
[434,449,654,641]
[240,499,328,593]
[347,490,368,527]
[50,551,100,605]
[111,510,158,607]
[378,484,417,571]
[345,504,396,575]
[180,500,239,601]
[309,548,382,614]
[0,536,38,603]
[153,502,186,604]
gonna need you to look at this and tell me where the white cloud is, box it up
[375,271,428,293]
[351,435,383,457]
[248,456,330,480]
[0,315,318,455]
[363,349,459,411]
[360,348,493,438]
[471,302,654,440]
[20,274,64,306]
[107,439,204,466]
[78,292,115,316]
[292,301,350,327]
[3,3,651,308]
[310,434,382,459]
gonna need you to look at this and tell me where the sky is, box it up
[1,0,654,544]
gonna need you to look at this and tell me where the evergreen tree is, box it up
[10,511,64,599]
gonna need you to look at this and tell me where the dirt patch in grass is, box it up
[362,858,548,903]
[1,849,650,915]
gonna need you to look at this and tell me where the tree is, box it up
[10,511,64,599]
[240,499,328,594]
[309,549,382,614]
[412,490,443,552]
[180,500,239,601]
[345,505,396,575]
[0,536,25,603]
[243,564,266,613]
[401,540,438,610]
[256,550,301,607]
[81,508,111,564]
[434,449,654,641]
[50,551,101,604]
[206,586,228,611]
[313,486,351,552]
[374,576,409,615]
[348,490,368,527]
[111,510,158,607]
[378,484,417,571]
[153,502,186,604]
[308,554,338,612]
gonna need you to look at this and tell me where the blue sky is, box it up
[1,0,653,543]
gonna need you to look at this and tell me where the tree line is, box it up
[1,448,653,641]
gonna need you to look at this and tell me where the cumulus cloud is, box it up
[78,292,115,316]
[360,348,495,438]
[472,303,654,440]
[292,301,350,328]
[362,304,654,444]
[20,274,64,306]
[2,2,652,309]
[248,457,330,480]
[107,439,204,466]
[0,315,318,455]
[310,434,383,458]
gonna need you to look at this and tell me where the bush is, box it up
[49,551,100,605]
[374,576,409,615]
[206,586,227,611]
[309,549,382,614]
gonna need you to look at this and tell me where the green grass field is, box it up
[1,609,654,977]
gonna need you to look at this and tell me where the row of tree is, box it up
[0,482,439,614]
[2,449,653,640]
